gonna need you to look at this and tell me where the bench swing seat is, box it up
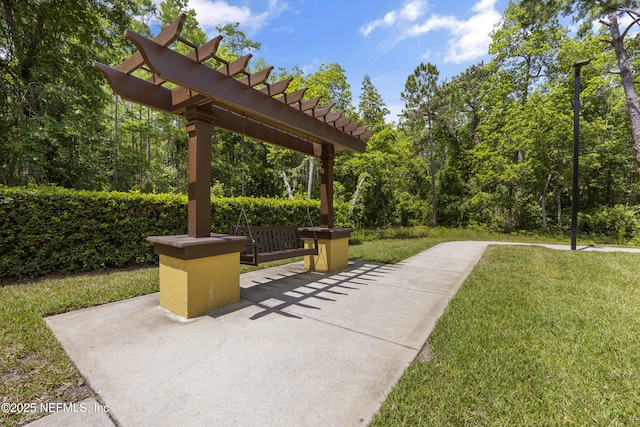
[231,225,318,266]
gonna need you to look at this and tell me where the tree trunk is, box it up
[507,185,513,232]
[307,158,314,199]
[112,95,118,190]
[146,107,151,162]
[429,117,437,227]
[540,193,548,230]
[283,171,294,199]
[539,173,551,230]
[557,190,562,227]
[608,12,640,170]
[351,175,367,207]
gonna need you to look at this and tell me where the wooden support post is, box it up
[320,143,335,229]
[185,108,214,238]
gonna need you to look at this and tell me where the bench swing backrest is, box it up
[231,225,318,265]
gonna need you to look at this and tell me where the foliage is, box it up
[0,186,343,280]
[336,126,430,228]
[0,0,137,187]
[579,204,640,240]
[520,0,640,169]
[359,74,390,131]
[2,0,640,243]
[400,62,441,227]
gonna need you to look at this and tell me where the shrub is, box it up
[0,186,342,280]
[578,205,640,241]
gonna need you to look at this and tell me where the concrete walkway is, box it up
[34,241,639,426]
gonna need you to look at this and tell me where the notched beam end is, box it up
[334,117,351,128]
[300,96,321,111]
[260,78,293,96]
[221,54,253,77]
[276,88,307,105]
[359,130,375,140]
[239,66,274,87]
[93,61,173,112]
[324,110,343,124]
[116,14,187,74]
[311,103,335,118]
[192,35,223,63]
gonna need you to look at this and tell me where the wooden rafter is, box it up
[310,104,334,118]
[300,96,321,111]
[116,14,186,74]
[259,78,292,96]
[239,66,273,87]
[276,88,307,105]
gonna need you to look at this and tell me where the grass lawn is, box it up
[372,245,640,426]
[0,227,638,426]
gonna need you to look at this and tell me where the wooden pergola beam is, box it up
[219,54,252,77]
[310,104,334,118]
[207,106,317,157]
[148,35,223,86]
[94,61,173,111]
[124,30,366,152]
[93,62,320,157]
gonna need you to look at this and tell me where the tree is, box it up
[304,63,355,115]
[0,0,137,187]
[401,62,440,227]
[216,22,261,59]
[490,2,567,101]
[471,2,568,231]
[431,64,490,225]
[521,0,640,170]
[336,127,429,227]
[358,74,389,131]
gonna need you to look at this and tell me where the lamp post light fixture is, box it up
[571,58,591,250]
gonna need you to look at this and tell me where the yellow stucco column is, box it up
[300,228,352,273]
[147,234,247,319]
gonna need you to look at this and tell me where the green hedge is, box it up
[1,186,350,280]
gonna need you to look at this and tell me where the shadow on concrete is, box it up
[224,261,399,321]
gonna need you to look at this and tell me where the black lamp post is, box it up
[571,58,591,250]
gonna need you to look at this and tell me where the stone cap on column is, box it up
[298,227,353,240]
[147,234,247,260]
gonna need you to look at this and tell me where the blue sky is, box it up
[152,0,509,122]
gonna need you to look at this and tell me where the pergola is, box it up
[94,14,371,237]
[93,15,372,318]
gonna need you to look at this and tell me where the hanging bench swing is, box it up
[231,224,318,266]
[231,194,319,265]
[229,117,320,266]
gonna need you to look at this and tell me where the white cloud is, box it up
[445,0,501,63]
[156,0,289,36]
[360,0,428,36]
[407,14,458,36]
[413,0,500,63]
[369,0,501,64]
